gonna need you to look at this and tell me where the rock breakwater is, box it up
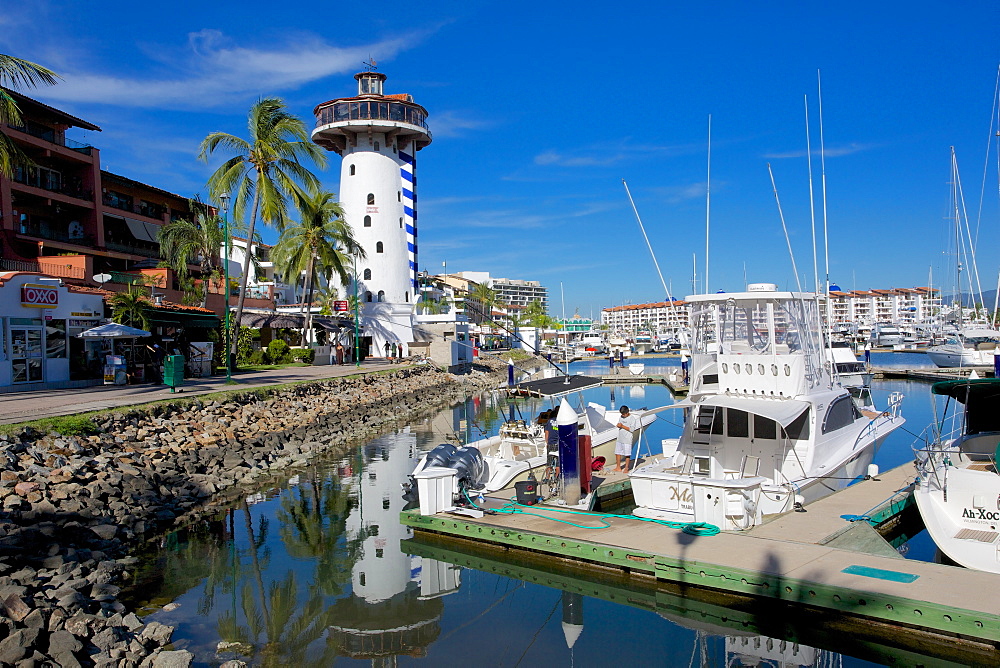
[0,360,521,666]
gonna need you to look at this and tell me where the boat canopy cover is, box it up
[697,395,810,428]
[513,374,603,398]
[931,379,1000,403]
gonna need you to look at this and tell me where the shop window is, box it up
[46,320,67,358]
[367,193,375,205]
[376,241,383,253]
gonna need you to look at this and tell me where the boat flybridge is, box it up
[913,379,1000,573]
[630,283,905,531]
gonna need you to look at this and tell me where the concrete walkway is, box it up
[0,360,410,425]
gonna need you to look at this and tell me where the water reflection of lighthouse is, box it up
[327,428,459,661]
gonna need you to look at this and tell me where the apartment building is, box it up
[601,301,689,333]
[0,88,275,317]
[828,287,941,326]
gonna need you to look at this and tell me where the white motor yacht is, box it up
[630,283,905,531]
[913,379,1000,573]
[926,328,1000,368]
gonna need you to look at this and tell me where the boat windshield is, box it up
[692,297,822,357]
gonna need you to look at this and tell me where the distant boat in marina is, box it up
[869,323,904,347]
[632,332,654,355]
[579,330,606,354]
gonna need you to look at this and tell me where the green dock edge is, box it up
[401,508,1000,646]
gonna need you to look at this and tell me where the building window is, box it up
[405,291,409,302]
[378,290,385,302]
[349,164,356,176]
[364,215,371,227]
[367,193,375,205]
[376,241,383,253]
[399,217,403,229]
[397,191,401,202]
[363,268,372,280]
[365,291,372,302]
[374,141,380,151]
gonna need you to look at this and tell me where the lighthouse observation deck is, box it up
[313,97,432,154]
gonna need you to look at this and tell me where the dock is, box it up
[595,373,689,394]
[401,463,1000,653]
[872,366,994,382]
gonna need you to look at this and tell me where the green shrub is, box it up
[291,348,315,364]
[267,339,291,364]
[248,350,268,365]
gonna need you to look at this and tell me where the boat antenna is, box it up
[705,113,712,294]
[804,94,820,295]
[622,179,686,343]
[818,70,831,305]
[767,164,804,293]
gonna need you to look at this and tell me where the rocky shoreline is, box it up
[0,358,526,667]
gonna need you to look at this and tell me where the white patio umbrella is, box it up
[76,322,152,339]
[77,322,152,359]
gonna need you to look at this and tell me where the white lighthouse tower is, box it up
[312,65,432,356]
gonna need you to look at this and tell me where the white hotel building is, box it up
[602,300,689,333]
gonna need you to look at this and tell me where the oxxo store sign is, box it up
[21,284,59,308]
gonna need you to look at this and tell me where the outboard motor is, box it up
[424,443,459,469]
[450,447,487,490]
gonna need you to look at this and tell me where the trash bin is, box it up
[163,355,185,392]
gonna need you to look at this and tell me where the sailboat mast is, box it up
[805,94,820,295]
[705,114,712,294]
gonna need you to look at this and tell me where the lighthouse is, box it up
[312,66,432,355]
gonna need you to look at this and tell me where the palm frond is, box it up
[0,55,60,89]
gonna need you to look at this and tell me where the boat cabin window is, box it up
[784,410,810,440]
[822,396,859,434]
[695,406,723,435]
[693,456,711,476]
[727,408,749,437]
[754,414,777,439]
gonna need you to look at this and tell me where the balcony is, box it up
[6,123,94,156]
[0,258,85,279]
[104,240,160,259]
[18,220,95,247]
[315,100,431,134]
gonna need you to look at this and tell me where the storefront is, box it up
[0,273,104,388]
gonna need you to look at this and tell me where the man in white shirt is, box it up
[614,405,640,472]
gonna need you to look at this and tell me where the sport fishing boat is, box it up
[632,332,655,355]
[629,283,905,531]
[411,375,660,492]
[913,379,1000,573]
[579,330,606,354]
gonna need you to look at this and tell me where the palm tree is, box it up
[199,97,327,362]
[158,199,241,308]
[109,285,151,330]
[416,294,452,315]
[272,190,363,345]
[315,284,339,316]
[468,282,507,324]
[0,54,60,177]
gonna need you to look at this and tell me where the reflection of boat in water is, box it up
[630,284,905,530]
[913,378,1000,574]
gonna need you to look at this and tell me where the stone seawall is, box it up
[0,360,525,667]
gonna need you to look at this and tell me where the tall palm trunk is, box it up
[230,190,261,363]
[303,251,317,346]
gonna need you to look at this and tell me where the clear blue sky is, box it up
[4,1,999,316]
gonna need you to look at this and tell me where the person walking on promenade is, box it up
[613,405,640,472]
[336,341,344,365]
[391,341,399,363]
[384,340,391,359]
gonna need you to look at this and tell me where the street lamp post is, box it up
[353,252,361,368]
[220,192,231,382]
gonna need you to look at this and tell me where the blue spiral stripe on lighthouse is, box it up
[400,151,417,287]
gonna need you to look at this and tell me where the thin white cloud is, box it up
[533,139,703,168]
[32,29,432,110]
[430,109,493,138]
[763,143,876,159]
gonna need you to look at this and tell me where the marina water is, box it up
[128,353,950,666]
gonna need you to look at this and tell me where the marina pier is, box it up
[401,463,1000,656]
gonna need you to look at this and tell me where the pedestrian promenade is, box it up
[0,360,408,425]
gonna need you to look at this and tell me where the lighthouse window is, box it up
[363,268,371,280]
[405,291,409,302]
[376,242,383,253]
[367,193,375,205]
[399,217,403,229]
[364,215,371,227]
[349,164,355,176]
[397,191,401,202]
[365,291,372,302]
[377,290,385,302]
